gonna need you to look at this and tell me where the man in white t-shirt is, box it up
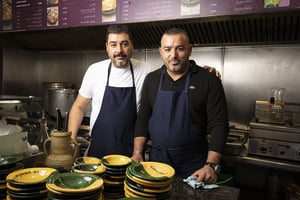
[68,25,152,158]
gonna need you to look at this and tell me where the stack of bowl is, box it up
[101,154,132,199]
[6,167,58,200]
[46,172,104,200]
[0,155,24,199]
[125,161,175,199]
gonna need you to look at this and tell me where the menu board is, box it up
[1,0,299,32]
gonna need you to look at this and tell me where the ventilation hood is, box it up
[0,10,299,50]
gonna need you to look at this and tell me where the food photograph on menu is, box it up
[2,0,13,30]
[102,0,116,22]
[48,0,59,6]
[47,6,59,27]
[180,0,200,16]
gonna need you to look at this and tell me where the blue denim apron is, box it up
[149,68,208,178]
[88,62,136,158]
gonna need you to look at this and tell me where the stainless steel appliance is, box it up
[248,122,300,162]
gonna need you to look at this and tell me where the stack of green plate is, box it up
[125,162,175,199]
[0,155,24,199]
[6,167,58,200]
[46,172,104,200]
[101,154,132,199]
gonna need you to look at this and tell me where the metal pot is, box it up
[43,82,73,112]
[48,88,77,117]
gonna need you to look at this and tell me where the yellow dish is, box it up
[102,154,131,167]
[126,171,173,188]
[6,167,58,184]
[74,157,101,165]
[128,161,175,180]
[72,164,105,175]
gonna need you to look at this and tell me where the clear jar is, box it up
[275,88,286,107]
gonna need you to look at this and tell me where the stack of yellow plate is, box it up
[101,154,132,199]
[6,167,58,200]
[0,155,24,199]
[125,161,175,199]
[46,172,104,200]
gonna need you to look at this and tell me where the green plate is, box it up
[46,173,103,193]
[0,155,23,169]
[74,157,101,165]
[127,162,174,181]
[72,164,105,174]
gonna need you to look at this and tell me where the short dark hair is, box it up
[106,24,133,42]
[162,27,190,44]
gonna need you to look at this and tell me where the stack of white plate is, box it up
[125,161,175,200]
[101,154,132,199]
[6,167,58,200]
[46,172,104,200]
[0,155,24,199]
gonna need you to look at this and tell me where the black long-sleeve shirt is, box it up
[135,61,229,153]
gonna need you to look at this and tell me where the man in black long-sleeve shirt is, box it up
[131,27,229,183]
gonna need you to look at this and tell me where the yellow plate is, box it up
[72,164,105,174]
[124,184,156,199]
[125,178,171,194]
[6,167,58,184]
[126,171,173,188]
[102,154,131,167]
[128,161,175,181]
[46,173,104,193]
[74,157,101,165]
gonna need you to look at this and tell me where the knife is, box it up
[56,108,63,131]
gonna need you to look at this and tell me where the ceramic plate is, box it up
[126,170,172,187]
[6,167,58,186]
[6,182,46,192]
[74,157,101,165]
[125,178,171,194]
[128,162,175,181]
[0,155,23,169]
[72,164,105,174]
[46,173,104,193]
[102,154,131,167]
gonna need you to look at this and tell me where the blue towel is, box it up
[183,175,219,189]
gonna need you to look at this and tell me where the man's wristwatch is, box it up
[204,162,221,174]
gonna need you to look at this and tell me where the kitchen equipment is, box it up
[48,88,77,118]
[0,131,28,156]
[42,82,73,113]
[248,121,300,162]
[43,130,79,171]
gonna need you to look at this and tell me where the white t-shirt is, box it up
[79,58,152,132]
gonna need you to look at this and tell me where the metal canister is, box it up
[42,82,73,112]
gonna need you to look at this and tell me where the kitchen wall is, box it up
[3,45,300,124]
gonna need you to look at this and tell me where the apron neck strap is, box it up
[106,62,135,87]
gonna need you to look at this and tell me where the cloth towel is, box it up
[183,175,219,189]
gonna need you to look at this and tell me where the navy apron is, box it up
[149,68,208,178]
[88,62,136,158]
